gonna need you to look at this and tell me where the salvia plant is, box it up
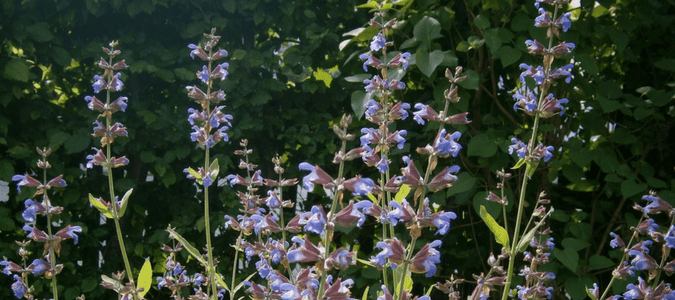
[2,0,674,299]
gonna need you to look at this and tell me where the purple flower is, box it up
[300,206,327,234]
[411,240,442,277]
[609,232,625,249]
[434,128,462,157]
[534,8,551,28]
[388,52,411,70]
[110,72,124,91]
[364,100,380,119]
[519,63,545,84]
[11,173,41,192]
[389,130,407,149]
[92,75,105,93]
[509,138,528,159]
[352,177,374,196]
[359,53,383,72]
[370,33,387,52]
[55,225,83,244]
[212,62,229,80]
[371,241,393,266]
[666,225,675,249]
[558,12,572,32]
[11,275,26,299]
[22,199,43,223]
[198,65,210,83]
[412,103,439,125]
[255,258,273,279]
[377,155,389,173]
[29,259,47,275]
[432,211,457,235]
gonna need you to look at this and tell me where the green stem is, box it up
[43,160,59,300]
[203,53,218,300]
[103,54,136,297]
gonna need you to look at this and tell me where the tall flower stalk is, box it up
[500,0,574,298]
[183,28,232,300]
[5,148,75,300]
[84,41,144,299]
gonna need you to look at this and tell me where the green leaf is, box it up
[497,46,522,68]
[609,30,629,53]
[415,49,444,77]
[588,254,614,271]
[216,274,229,291]
[457,69,479,90]
[137,259,152,297]
[344,74,371,83]
[395,184,411,203]
[467,133,498,157]
[26,23,54,42]
[577,54,599,75]
[655,58,675,72]
[565,276,595,300]
[485,28,502,53]
[119,188,133,218]
[184,167,202,184]
[586,285,599,300]
[413,16,443,49]
[351,90,370,119]
[232,272,257,296]
[554,247,579,273]
[446,172,476,197]
[361,286,370,300]
[4,59,30,82]
[166,227,207,265]
[81,277,98,293]
[473,14,490,29]
[620,179,647,199]
[209,158,220,179]
[51,47,72,67]
[479,205,510,250]
[65,130,91,154]
[89,194,113,219]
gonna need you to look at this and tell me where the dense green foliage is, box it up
[1,0,673,299]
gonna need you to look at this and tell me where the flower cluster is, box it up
[3,148,79,299]
[590,193,675,300]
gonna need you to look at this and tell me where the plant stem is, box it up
[43,159,59,300]
[103,54,136,297]
[203,53,219,300]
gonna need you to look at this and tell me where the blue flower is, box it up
[559,12,572,32]
[534,8,551,28]
[92,75,105,93]
[432,211,457,235]
[665,225,675,249]
[360,128,377,146]
[298,162,318,191]
[22,199,40,223]
[352,178,374,196]
[30,259,47,275]
[198,65,210,83]
[609,232,625,249]
[434,129,462,157]
[370,33,387,52]
[111,72,124,91]
[194,273,205,286]
[301,206,327,234]
[377,155,389,173]
[255,258,273,279]
[371,241,393,266]
[55,225,83,244]
[364,100,379,119]
[279,283,301,300]
[390,130,407,149]
[11,275,26,299]
[412,240,442,277]
[509,138,528,159]
[156,277,169,289]
[188,44,201,59]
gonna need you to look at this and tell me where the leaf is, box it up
[344,74,371,83]
[216,274,229,291]
[351,90,370,119]
[413,16,443,49]
[4,59,30,82]
[209,158,220,179]
[89,194,113,219]
[609,30,629,53]
[119,188,133,218]
[361,286,370,300]
[137,259,152,297]
[26,23,54,42]
[416,49,444,77]
[166,227,207,265]
[485,28,502,53]
[585,286,598,300]
[554,247,579,273]
[395,184,410,203]
[620,179,647,199]
[473,14,490,29]
[185,167,202,184]
[497,46,522,68]
[231,272,257,296]
[655,58,675,73]
[457,69,479,90]
[588,254,614,271]
[467,134,498,158]
[479,205,510,250]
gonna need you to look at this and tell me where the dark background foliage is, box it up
[1,0,673,299]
